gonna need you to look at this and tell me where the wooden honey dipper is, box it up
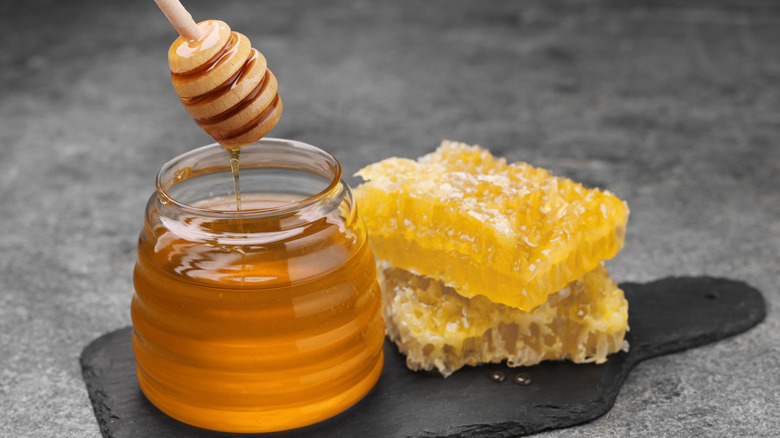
[154,0,282,150]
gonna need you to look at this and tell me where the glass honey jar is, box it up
[131,139,384,433]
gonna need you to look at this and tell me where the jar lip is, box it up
[155,138,343,218]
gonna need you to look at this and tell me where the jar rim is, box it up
[155,138,343,218]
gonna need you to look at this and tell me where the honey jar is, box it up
[131,139,384,432]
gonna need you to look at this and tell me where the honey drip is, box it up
[227,148,246,286]
[513,373,532,386]
[228,148,242,211]
[489,370,507,383]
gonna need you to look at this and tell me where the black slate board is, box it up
[81,277,765,438]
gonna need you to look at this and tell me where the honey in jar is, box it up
[131,139,384,433]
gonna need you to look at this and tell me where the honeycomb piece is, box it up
[354,140,629,310]
[380,263,629,377]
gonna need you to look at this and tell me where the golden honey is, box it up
[131,139,384,433]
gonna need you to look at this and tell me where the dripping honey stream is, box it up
[228,147,245,285]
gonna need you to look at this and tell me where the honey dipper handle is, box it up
[153,0,202,41]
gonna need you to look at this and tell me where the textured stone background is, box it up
[1,0,778,436]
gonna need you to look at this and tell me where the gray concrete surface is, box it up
[1,0,778,436]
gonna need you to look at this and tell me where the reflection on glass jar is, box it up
[131,139,384,433]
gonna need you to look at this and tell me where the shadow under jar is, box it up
[131,139,384,433]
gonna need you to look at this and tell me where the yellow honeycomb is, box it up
[354,141,629,310]
[380,263,629,377]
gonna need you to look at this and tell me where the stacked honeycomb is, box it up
[354,141,630,376]
[355,141,629,311]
